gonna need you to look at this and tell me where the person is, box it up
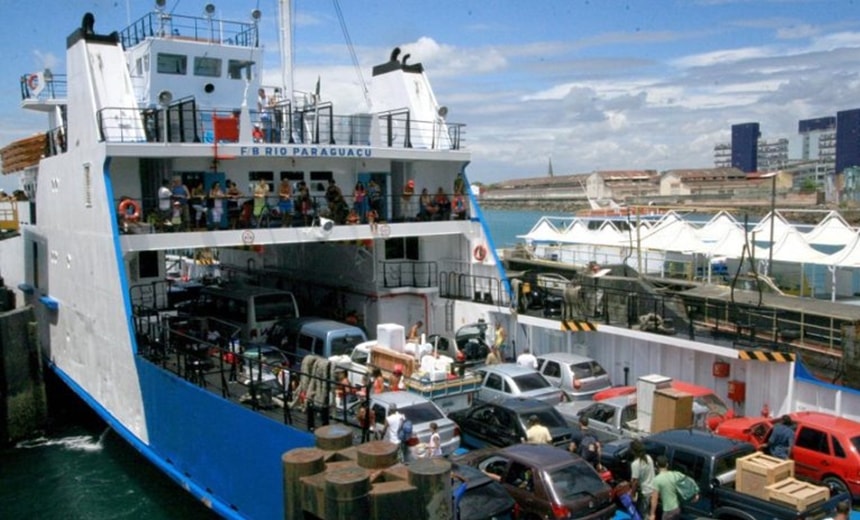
[389,366,405,391]
[630,439,656,520]
[452,193,467,220]
[825,500,850,520]
[208,181,225,229]
[402,179,415,220]
[494,322,507,358]
[418,187,435,220]
[278,178,293,227]
[407,321,424,342]
[453,172,465,195]
[257,87,271,142]
[357,400,376,442]
[334,370,354,413]
[353,181,367,222]
[367,207,379,233]
[367,179,382,216]
[226,180,243,228]
[253,179,269,224]
[650,455,683,520]
[381,404,406,460]
[516,348,538,369]
[170,176,190,228]
[428,422,442,457]
[346,208,360,225]
[524,415,552,444]
[570,416,602,469]
[434,187,451,220]
[769,414,795,459]
[157,178,172,225]
[485,345,501,365]
[371,367,385,394]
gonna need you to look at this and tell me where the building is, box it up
[836,108,860,175]
[798,116,836,162]
[731,122,760,173]
[586,170,659,202]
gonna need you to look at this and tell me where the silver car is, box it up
[555,395,645,444]
[536,352,611,400]
[475,363,566,406]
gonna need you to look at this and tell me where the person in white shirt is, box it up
[517,349,538,369]
[157,179,172,223]
[381,404,407,461]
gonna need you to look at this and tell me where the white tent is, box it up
[750,211,793,245]
[804,211,856,251]
[518,217,564,242]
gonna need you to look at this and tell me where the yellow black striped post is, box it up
[737,350,796,362]
[560,320,596,332]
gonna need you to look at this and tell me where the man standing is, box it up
[524,415,552,444]
[769,415,795,459]
[516,348,538,369]
[494,322,507,360]
[381,404,406,460]
[485,345,501,365]
[650,455,682,520]
[157,178,172,224]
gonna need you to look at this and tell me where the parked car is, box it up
[717,411,860,498]
[537,352,612,400]
[347,391,460,461]
[450,462,517,520]
[536,272,574,295]
[450,397,576,449]
[476,364,567,406]
[427,321,490,369]
[454,443,615,520]
[593,380,733,430]
[556,396,644,444]
[240,344,289,387]
[713,415,774,450]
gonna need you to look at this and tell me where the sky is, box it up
[1,0,859,184]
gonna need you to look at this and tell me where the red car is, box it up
[592,381,733,431]
[717,411,860,498]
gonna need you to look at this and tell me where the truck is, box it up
[329,323,482,414]
[599,428,850,520]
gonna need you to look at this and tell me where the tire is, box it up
[822,475,849,497]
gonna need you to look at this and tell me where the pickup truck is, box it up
[599,428,850,520]
[330,338,482,414]
[555,395,646,444]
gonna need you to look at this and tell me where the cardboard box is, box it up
[766,478,829,512]
[650,388,693,433]
[736,452,794,499]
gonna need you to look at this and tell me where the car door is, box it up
[792,424,831,483]
[578,402,617,443]
[460,404,502,448]
[493,407,523,446]
[480,372,507,403]
[539,359,563,388]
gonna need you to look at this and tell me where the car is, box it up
[536,272,574,294]
[454,443,616,520]
[450,462,517,520]
[593,380,733,430]
[537,352,612,400]
[240,344,289,387]
[555,396,644,444]
[450,397,576,449]
[347,391,460,461]
[713,415,774,450]
[427,321,490,369]
[717,411,860,498]
[476,364,567,406]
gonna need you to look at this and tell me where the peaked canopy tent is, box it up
[804,211,856,254]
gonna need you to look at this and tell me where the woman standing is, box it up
[208,181,225,229]
[353,181,367,222]
[630,439,655,520]
[428,422,442,457]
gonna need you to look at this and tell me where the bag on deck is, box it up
[398,418,413,442]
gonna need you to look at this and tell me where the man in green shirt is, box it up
[650,455,681,520]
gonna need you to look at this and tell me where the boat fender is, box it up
[27,74,39,91]
[118,199,142,221]
[473,244,487,262]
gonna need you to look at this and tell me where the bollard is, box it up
[315,424,354,451]
[282,447,326,520]
[407,457,452,520]
[355,440,399,470]
[324,466,370,520]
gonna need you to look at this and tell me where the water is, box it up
[0,209,540,519]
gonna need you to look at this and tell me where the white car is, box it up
[535,272,573,294]
[240,344,289,388]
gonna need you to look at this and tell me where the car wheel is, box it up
[822,475,849,497]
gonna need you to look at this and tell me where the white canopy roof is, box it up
[754,227,831,264]
[805,211,856,248]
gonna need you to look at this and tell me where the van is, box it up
[268,317,367,360]
[196,284,299,341]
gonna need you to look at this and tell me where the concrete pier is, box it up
[0,306,45,444]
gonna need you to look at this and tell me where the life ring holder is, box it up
[27,74,39,91]
[118,199,142,222]
[473,244,488,262]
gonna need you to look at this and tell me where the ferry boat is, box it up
[2,1,860,517]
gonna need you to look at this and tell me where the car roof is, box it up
[536,352,597,364]
[498,443,580,468]
[791,411,860,433]
[648,428,752,456]
[480,363,539,376]
[590,396,635,407]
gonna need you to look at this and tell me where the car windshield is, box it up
[852,436,860,453]
[696,393,729,416]
[547,460,607,501]
[457,479,514,520]
[569,361,606,379]
[255,294,297,321]
[402,402,444,423]
[513,372,551,392]
[330,334,366,357]
[518,409,567,429]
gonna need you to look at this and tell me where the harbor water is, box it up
[0,209,539,519]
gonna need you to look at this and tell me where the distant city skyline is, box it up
[1,1,860,183]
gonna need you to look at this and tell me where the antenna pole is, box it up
[279,0,293,106]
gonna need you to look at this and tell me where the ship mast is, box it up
[279,0,294,105]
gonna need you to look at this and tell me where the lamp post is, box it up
[768,173,776,276]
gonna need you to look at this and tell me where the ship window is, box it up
[194,57,222,78]
[157,53,187,75]
[228,59,253,80]
[280,171,304,182]
[138,251,159,279]
[250,171,274,194]
[384,236,418,261]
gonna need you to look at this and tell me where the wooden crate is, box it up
[766,478,829,512]
[736,452,794,499]
[650,388,693,433]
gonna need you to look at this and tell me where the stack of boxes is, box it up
[736,452,829,511]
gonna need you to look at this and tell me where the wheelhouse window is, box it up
[157,53,187,75]
[228,59,254,80]
[194,57,222,77]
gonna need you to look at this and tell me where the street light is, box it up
[760,172,778,276]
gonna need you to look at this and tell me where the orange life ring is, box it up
[118,199,141,221]
[27,74,39,91]
[473,244,487,262]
